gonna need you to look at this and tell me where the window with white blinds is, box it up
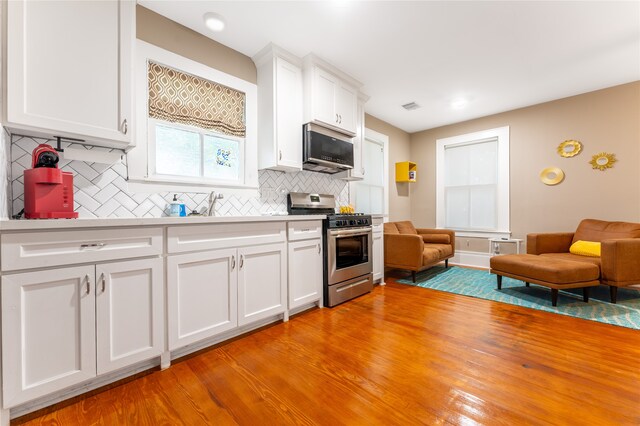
[436,127,510,238]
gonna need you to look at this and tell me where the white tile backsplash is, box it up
[9,135,349,218]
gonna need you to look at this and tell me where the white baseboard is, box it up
[450,250,491,269]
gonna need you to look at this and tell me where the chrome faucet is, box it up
[206,191,224,216]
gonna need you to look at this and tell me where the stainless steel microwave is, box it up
[302,123,354,174]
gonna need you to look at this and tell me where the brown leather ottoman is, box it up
[490,254,600,306]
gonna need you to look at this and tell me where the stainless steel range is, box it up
[287,193,373,307]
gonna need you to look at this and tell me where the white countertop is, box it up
[0,215,325,231]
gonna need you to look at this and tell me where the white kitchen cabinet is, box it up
[253,45,303,172]
[2,257,163,408]
[238,243,287,326]
[96,258,164,375]
[339,94,368,181]
[167,223,287,350]
[288,239,323,309]
[303,55,362,137]
[167,249,238,350]
[372,217,385,284]
[2,267,96,408]
[5,0,134,149]
[287,220,323,310]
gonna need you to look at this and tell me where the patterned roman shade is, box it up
[148,62,246,137]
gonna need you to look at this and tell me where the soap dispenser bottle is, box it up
[169,194,181,217]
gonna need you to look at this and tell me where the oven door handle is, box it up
[329,227,372,237]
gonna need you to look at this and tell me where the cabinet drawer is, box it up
[168,222,286,253]
[1,228,163,271]
[287,220,323,241]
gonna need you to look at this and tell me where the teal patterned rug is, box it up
[397,266,640,329]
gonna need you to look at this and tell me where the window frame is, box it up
[148,118,245,186]
[350,128,389,217]
[127,40,258,195]
[436,126,510,238]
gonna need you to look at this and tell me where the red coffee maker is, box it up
[23,143,78,219]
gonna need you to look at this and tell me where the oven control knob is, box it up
[350,219,356,225]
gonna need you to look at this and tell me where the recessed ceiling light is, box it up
[204,12,226,32]
[450,98,468,110]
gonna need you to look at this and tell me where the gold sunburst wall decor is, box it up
[589,152,617,171]
[557,140,582,157]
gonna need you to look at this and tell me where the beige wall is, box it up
[410,81,640,251]
[365,114,412,221]
[136,6,256,84]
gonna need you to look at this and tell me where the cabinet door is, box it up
[288,239,323,309]
[2,266,96,407]
[167,249,238,350]
[6,0,133,146]
[335,83,358,135]
[96,258,163,375]
[373,232,384,283]
[313,67,338,127]
[238,243,287,326]
[275,57,303,169]
[350,100,366,179]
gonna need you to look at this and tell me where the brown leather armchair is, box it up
[384,221,455,282]
[527,219,640,303]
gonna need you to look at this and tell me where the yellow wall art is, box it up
[589,152,617,171]
[557,140,582,157]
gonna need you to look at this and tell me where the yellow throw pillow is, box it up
[569,240,601,257]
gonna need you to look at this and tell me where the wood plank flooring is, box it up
[14,275,640,425]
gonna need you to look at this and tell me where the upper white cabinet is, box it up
[253,44,303,172]
[339,94,369,181]
[303,54,362,137]
[5,0,134,149]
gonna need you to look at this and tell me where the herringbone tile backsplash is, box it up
[9,136,348,218]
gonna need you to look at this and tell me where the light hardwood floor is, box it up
[14,275,640,425]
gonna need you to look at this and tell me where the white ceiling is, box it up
[139,1,640,133]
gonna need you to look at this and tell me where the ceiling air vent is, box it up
[401,102,420,111]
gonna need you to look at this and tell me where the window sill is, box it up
[449,230,511,239]
[126,177,259,197]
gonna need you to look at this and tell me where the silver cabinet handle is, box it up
[231,255,236,271]
[339,114,342,124]
[279,150,282,161]
[85,275,90,294]
[317,243,321,254]
[122,119,128,135]
[80,243,106,250]
[100,273,106,293]
[335,113,339,123]
[239,255,244,269]
[362,168,365,175]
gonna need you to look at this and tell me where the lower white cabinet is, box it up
[167,242,287,350]
[372,217,384,283]
[238,243,287,326]
[1,258,163,407]
[96,259,163,374]
[288,239,323,309]
[167,248,238,350]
